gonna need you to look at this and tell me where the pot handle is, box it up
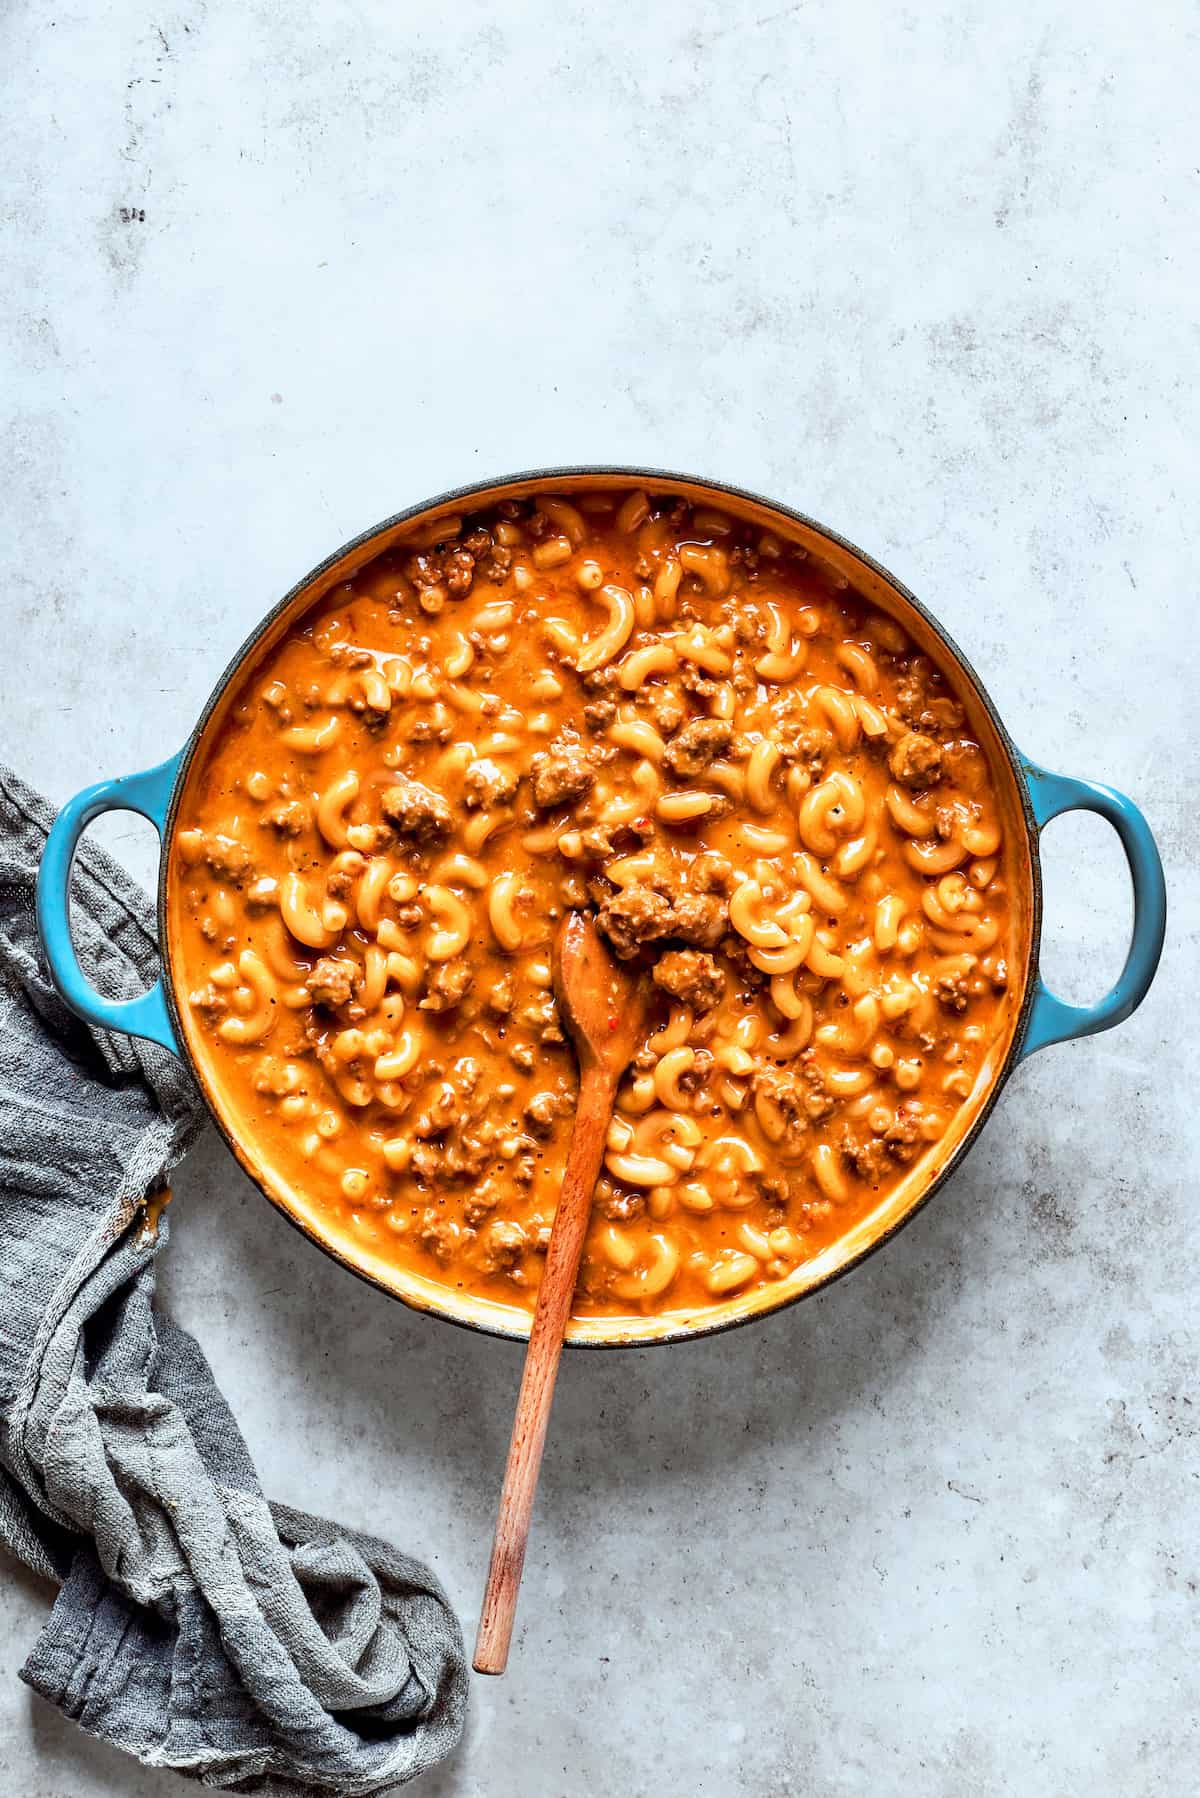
[36,754,183,1055]
[1019,758,1166,1059]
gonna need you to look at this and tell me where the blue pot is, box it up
[33,471,1167,1346]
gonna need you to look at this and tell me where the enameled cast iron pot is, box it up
[36,470,1168,1348]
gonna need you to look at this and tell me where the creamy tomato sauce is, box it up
[170,486,1017,1324]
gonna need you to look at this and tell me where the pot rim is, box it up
[157,466,1043,1349]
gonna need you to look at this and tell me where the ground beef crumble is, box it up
[780,726,829,778]
[883,1109,923,1162]
[475,1218,527,1274]
[404,541,477,599]
[261,800,311,836]
[486,971,515,1014]
[380,776,453,845]
[692,852,736,892]
[652,949,726,1011]
[669,892,727,948]
[593,886,669,957]
[462,758,520,809]
[524,1090,570,1136]
[200,834,253,880]
[325,857,364,900]
[647,686,687,734]
[888,731,944,789]
[932,969,970,1012]
[594,1183,646,1223]
[411,1128,494,1185]
[416,1207,458,1262]
[757,1170,798,1209]
[750,1066,816,1151]
[662,717,732,777]
[306,957,355,1009]
[583,697,618,732]
[895,659,965,733]
[680,665,720,701]
[348,823,395,854]
[595,880,727,959]
[753,1061,835,1135]
[839,1132,892,1183]
[719,933,768,988]
[463,1185,501,1227]
[419,958,473,1011]
[529,735,594,809]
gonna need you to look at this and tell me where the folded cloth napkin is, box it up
[0,767,467,1794]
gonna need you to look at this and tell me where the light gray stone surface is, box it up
[1,1,1196,1792]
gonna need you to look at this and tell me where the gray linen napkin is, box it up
[0,766,467,1793]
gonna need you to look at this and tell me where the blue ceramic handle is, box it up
[1019,758,1166,1058]
[36,754,183,1055]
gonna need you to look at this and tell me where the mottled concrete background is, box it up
[1,2,1196,1793]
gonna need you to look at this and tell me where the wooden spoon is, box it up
[473,910,652,1675]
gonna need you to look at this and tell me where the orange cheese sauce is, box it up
[170,486,1017,1324]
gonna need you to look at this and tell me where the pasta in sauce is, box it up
[172,487,1017,1322]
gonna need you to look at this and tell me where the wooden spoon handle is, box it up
[473,1061,613,1675]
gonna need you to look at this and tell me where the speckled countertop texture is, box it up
[1,2,1196,1793]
